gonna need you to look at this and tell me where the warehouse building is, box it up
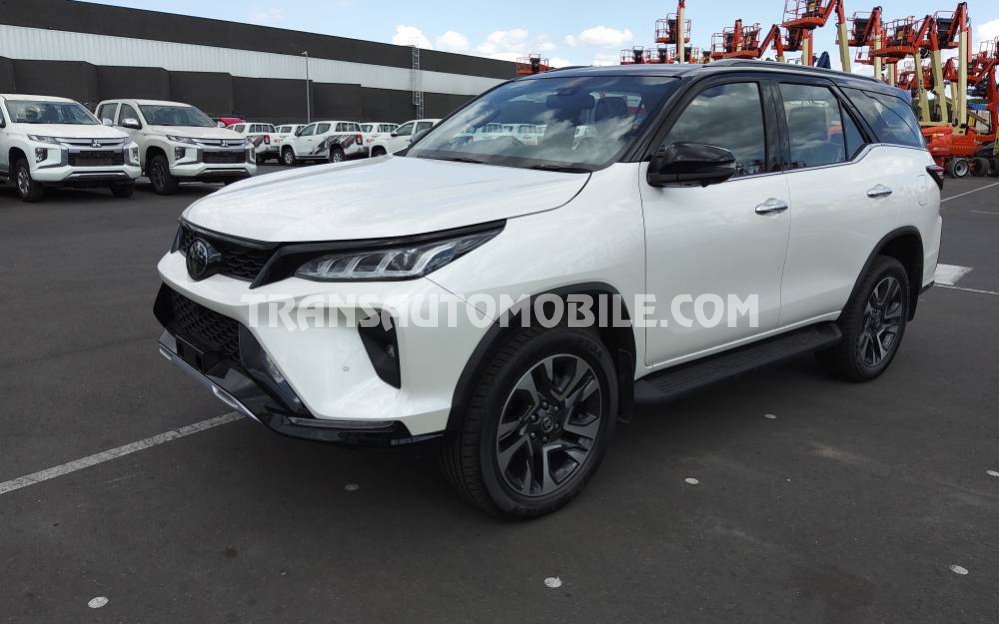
[0,0,517,123]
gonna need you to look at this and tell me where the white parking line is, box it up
[938,285,999,297]
[0,412,242,496]
[941,181,999,203]
[934,264,973,286]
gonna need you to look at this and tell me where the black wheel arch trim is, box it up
[846,226,924,322]
[445,282,637,433]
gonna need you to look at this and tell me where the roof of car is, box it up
[527,60,898,94]
[104,99,192,107]
[0,94,77,103]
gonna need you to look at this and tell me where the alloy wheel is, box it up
[331,151,344,163]
[495,354,603,497]
[859,276,904,367]
[150,161,165,188]
[16,169,29,197]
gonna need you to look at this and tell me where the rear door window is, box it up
[842,88,924,148]
[779,83,849,169]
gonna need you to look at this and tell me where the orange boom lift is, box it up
[516,54,551,75]
[710,21,787,62]
[655,0,692,63]
[782,0,852,70]
[848,6,886,80]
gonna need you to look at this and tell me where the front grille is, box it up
[69,151,125,167]
[166,289,241,362]
[178,224,275,282]
[202,151,246,164]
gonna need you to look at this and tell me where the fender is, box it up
[845,226,924,321]
[445,282,637,432]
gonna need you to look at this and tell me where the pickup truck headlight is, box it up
[167,136,197,145]
[294,227,502,282]
[28,135,62,145]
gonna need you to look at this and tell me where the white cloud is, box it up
[591,51,621,67]
[246,7,286,25]
[549,57,574,68]
[436,31,470,53]
[477,29,531,57]
[978,18,999,42]
[566,26,634,49]
[392,25,433,49]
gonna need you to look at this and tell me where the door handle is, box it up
[755,198,789,215]
[867,184,893,198]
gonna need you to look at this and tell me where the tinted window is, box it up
[233,124,245,133]
[299,125,316,137]
[841,104,866,159]
[6,100,98,125]
[395,122,414,136]
[118,104,141,126]
[843,88,924,148]
[96,103,117,123]
[666,82,767,178]
[277,126,290,133]
[780,83,848,169]
[380,124,396,133]
[263,124,275,133]
[316,123,331,134]
[416,121,434,134]
[139,105,215,127]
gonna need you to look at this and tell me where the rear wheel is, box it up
[440,326,618,517]
[371,147,387,158]
[148,154,179,195]
[329,147,345,164]
[990,158,999,178]
[817,256,909,382]
[972,157,990,177]
[946,157,970,178]
[109,183,134,198]
[14,158,45,202]
[281,147,297,166]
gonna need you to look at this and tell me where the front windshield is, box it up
[140,105,216,127]
[408,75,678,170]
[6,100,98,125]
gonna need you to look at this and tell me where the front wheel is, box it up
[148,154,179,195]
[440,326,618,518]
[817,256,909,382]
[14,159,45,202]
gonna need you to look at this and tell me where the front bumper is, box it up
[169,147,257,179]
[32,163,141,184]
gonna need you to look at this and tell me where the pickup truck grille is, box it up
[177,224,276,282]
[164,288,241,362]
[202,151,246,164]
[69,151,125,167]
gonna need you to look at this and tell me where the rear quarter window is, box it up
[842,88,924,149]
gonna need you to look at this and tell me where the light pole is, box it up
[302,51,311,123]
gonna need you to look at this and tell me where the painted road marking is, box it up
[934,264,973,286]
[938,285,999,297]
[0,413,242,496]
[941,181,999,203]
[970,210,999,215]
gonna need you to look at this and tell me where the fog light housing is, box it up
[358,313,401,388]
[35,148,47,163]
[174,147,186,160]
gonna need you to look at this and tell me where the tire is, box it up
[371,147,387,158]
[440,325,618,518]
[329,147,345,164]
[109,183,134,198]
[148,153,179,195]
[946,157,970,178]
[816,256,909,382]
[972,157,990,177]
[14,158,45,202]
[255,154,266,165]
[990,158,999,178]
[281,147,297,166]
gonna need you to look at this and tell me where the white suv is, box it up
[0,94,140,201]
[155,63,941,517]
[279,121,367,165]
[368,118,440,156]
[95,99,256,194]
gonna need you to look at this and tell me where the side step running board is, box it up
[637,322,842,401]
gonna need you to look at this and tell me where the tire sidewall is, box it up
[282,148,295,166]
[847,258,909,377]
[475,328,618,515]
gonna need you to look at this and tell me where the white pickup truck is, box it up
[368,119,440,157]
[230,122,278,164]
[278,120,367,165]
[95,98,256,194]
[0,93,140,201]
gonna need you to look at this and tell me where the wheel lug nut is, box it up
[530,433,537,439]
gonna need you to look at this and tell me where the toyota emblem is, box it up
[186,238,222,281]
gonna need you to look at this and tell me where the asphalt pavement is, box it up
[1,167,997,623]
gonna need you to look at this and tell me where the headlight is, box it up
[28,135,61,145]
[167,136,197,144]
[294,227,502,282]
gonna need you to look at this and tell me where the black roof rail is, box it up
[703,59,883,83]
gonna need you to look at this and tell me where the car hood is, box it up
[183,156,590,242]
[14,123,130,140]
[148,126,242,140]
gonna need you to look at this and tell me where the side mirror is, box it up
[647,142,737,188]
[390,132,400,138]
[121,118,142,130]
[102,118,113,127]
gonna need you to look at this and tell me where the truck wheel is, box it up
[946,157,970,178]
[990,158,999,178]
[972,157,990,177]
[14,159,45,202]
[255,154,266,165]
[281,148,297,166]
[109,183,135,198]
[148,154,179,195]
[816,256,909,382]
[371,147,387,158]
[329,147,345,164]
[440,325,618,518]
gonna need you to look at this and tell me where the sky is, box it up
[87,0,999,72]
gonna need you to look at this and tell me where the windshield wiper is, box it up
[420,155,488,165]
[526,164,592,174]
